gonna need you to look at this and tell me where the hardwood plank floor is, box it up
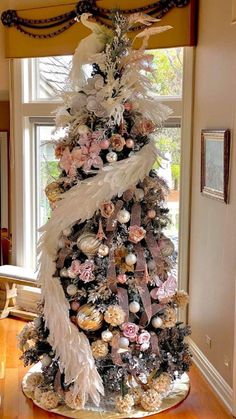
[0,318,233,419]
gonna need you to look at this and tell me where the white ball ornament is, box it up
[41,354,52,367]
[60,268,68,278]
[129,301,140,314]
[125,253,137,266]
[63,227,73,237]
[106,151,118,163]
[66,284,78,296]
[117,209,131,224]
[152,316,163,329]
[119,337,129,348]
[135,188,145,201]
[101,330,113,342]
[98,244,109,257]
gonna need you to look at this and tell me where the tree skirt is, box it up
[22,364,190,419]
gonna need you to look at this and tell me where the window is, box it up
[12,47,194,293]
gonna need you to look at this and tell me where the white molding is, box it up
[178,47,195,323]
[188,337,233,413]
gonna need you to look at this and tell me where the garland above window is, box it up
[1,0,190,39]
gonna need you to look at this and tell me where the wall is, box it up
[189,0,236,387]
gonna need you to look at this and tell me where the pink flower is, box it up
[78,260,95,282]
[68,260,81,278]
[138,119,155,135]
[128,225,146,244]
[60,147,86,177]
[100,201,115,218]
[55,143,66,159]
[117,274,127,284]
[140,342,150,351]
[124,102,133,112]
[150,287,159,300]
[81,142,103,171]
[68,260,95,282]
[137,330,151,345]
[110,134,125,152]
[122,322,139,340]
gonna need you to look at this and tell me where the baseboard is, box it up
[187,337,233,413]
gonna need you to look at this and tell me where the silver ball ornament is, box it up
[41,354,52,367]
[101,330,113,342]
[66,284,78,296]
[152,316,163,328]
[119,337,129,348]
[125,253,137,266]
[106,151,118,163]
[117,209,131,224]
[129,301,140,314]
[98,244,109,257]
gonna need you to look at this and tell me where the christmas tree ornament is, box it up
[70,301,80,311]
[117,209,130,224]
[97,244,109,257]
[101,330,113,342]
[119,337,129,348]
[160,238,175,257]
[126,138,134,149]
[66,284,78,296]
[91,340,109,359]
[129,301,140,314]
[147,209,156,219]
[125,253,137,266]
[152,316,163,329]
[77,232,101,257]
[117,273,127,284]
[60,267,68,278]
[135,188,145,201]
[106,151,118,163]
[45,182,61,203]
[41,354,52,367]
[76,304,104,331]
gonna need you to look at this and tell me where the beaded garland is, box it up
[1,0,190,39]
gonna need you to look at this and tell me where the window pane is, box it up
[36,125,60,231]
[155,127,181,260]
[150,48,183,97]
[36,56,72,99]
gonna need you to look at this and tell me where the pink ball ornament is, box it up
[71,301,80,311]
[147,209,156,219]
[100,139,110,150]
[117,274,127,284]
[126,139,134,149]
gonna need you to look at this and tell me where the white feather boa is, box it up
[37,140,158,406]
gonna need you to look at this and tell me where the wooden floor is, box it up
[0,318,233,419]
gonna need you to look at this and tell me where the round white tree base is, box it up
[22,364,190,419]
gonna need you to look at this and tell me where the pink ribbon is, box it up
[130,203,141,227]
[111,333,124,366]
[150,332,160,355]
[117,287,129,322]
[106,233,117,292]
[106,200,123,232]
[136,281,152,326]
[145,230,161,265]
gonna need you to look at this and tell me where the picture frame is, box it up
[201,129,230,203]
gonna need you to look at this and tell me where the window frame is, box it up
[10,48,194,317]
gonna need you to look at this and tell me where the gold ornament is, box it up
[45,182,62,203]
[77,232,101,257]
[98,244,109,257]
[159,237,175,257]
[76,304,103,331]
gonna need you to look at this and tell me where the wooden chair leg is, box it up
[0,282,17,319]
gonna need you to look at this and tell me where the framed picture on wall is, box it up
[201,129,230,203]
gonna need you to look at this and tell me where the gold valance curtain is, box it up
[2,0,197,58]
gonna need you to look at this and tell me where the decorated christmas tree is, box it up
[19,13,191,416]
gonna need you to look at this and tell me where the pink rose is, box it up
[100,201,115,218]
[128,225,146,244]
[110,134,125,152]
[138,119,155,135]
[137,330,151,345]
[122,322,139,340]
